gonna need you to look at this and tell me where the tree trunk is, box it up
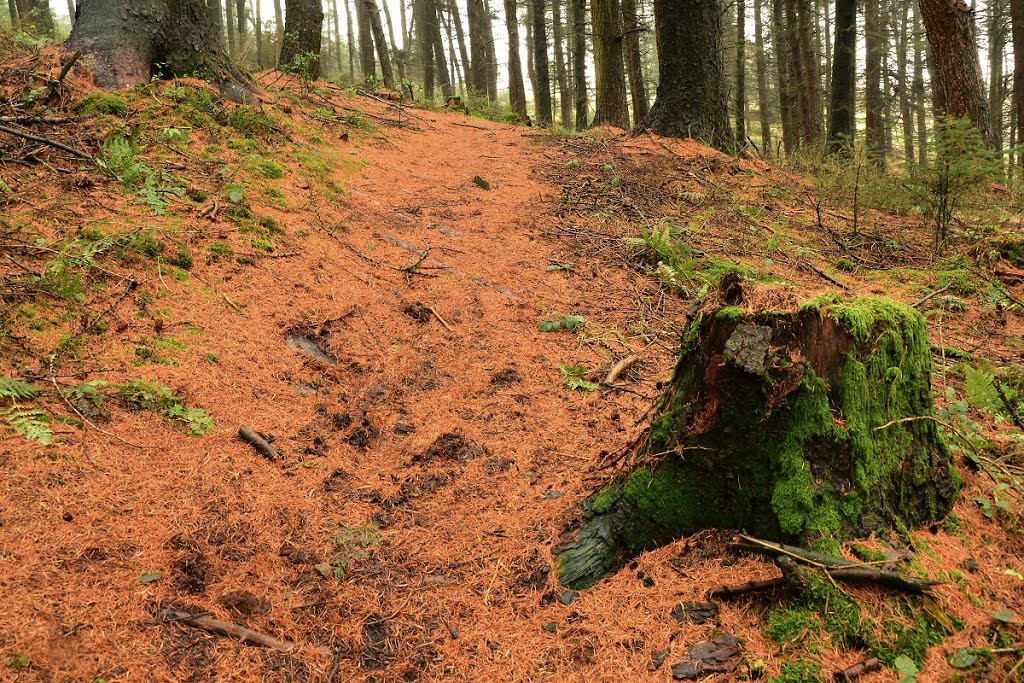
[554,297,959,589]
[15,0,54,33]
[279,0,323,74]
[1014,0,1024,169]
[67,0,77,27]
[989,0,1007,170]
[754,0,772,154]
[355,0,375,81]
[913,0,927,165]
[416,0,435,96]
[382,0,405,81]
[918,0,992,144]
[7,0,21,32]
[207,0,223,40]
[898,0,914,163]
[796,0,822,145]
[772,0,797,154]
[363,0,394,87]
[641,0,733,148]
[483,0,498,101]
[735,0,746,144]
[532,0,553,125]
[68,0,253,99]
[504,0,529,120]
[252,0,263,68]
[552,0,572,128]
[449,0,471,93]
[622,0,648,126]
[570,0,588,129]
[273,0,282,41]
[331,0,344,77]
[431,3,452,96]
[864,0,885,164]
[225,0,236,55]
[441,6,461,92]
[235,0,245,44]
[820,0,831,98]
[467,0,487,94]
[827,0,856,156]
[591,0,630,128]
[525,0,537,100]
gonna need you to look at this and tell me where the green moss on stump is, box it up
[555,297,959,589]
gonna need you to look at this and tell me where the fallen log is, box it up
[833,657,881,681]
[239,425,282,461]
[159,608,330,656]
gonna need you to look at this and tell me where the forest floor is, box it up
[1,39,1024,683]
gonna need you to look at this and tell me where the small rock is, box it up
[671,601,719,625]
[537,490,564,501]
[649,648,669,671]
[671,635,741,680]
[218,590,271,616]
[542,622,557,633]
[62,512,74,522]
[963,557,979,573]
[558,590,579,606]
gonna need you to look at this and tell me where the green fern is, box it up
[0,378,39,401]
[2,406,53,444]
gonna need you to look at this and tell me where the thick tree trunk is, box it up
[449,0,471,93]
[466,0,487,94]
[416,0,435,96]
[555,297,959,589]
[273,0,282,41]
[207,0,224,39]
[224,0,236,54]
[364,0,394,87]
[864,0,885,164]
[754,0,772,154]
[1014,0,1024,169]
[913,0,927,165]
[279,0,323,74]
[772,0,797,154]
[68,0,253,99]
[918,0,992,145]
[504,0,529,120]
[570,0,588,129]
[16,0,54,33]
[642,0,732,149]
[989,0,1007,169]
[735,0,746,144]
[331,0,344,77]
[552,0,572,128]
[622,0,648,126]
[591,0,629,128]
[7,0,21,32]
[827,0,856,156]
[482,0,498,101]
[524,0,537,99]
[431,4,452,96]
[532,0,553,125]
[355,0,375,80]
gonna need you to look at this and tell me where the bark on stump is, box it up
[554,297,960,589]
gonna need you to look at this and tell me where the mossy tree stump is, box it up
[555,297,960,589]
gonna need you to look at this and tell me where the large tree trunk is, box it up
[570,0,588,129]
[449,0,471,94]
[68,0,253,99]
[363,0,394,87]
[532,0,553,125]
[224,0,236,55]
[735,0,746,145]
[7,0,22,32]
[864,0,886,164]
[15,0,54,34]
[273,0,282,41]
[641,0,733,149]
[796,0,822,145]
[482,0,498,101]
[989,0,1007,170]
[898,0,914,163]
[621,0,648,127]
[754,0,772,154]
[1014,0,1024,169]
[466,0,487,94]
[431,3,452,96]
[772,0,797,154]
[918,0,992,145]
[826,0,855,156]
[416,0,435,96]
[913,0,927,166]
[355,0,375,80]
[554,296,960,589]
[552,0,572,128]
[279,0,323,75]
[504,0,529,120]
[591,0,630,128]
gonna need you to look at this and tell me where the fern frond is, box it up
[0,378,39,401]
[2,406,53,444]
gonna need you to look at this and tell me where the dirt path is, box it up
[1,106,691,682]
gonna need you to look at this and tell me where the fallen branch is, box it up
[0,123,92,160]
[604,354,640,385]
[0,116,76,124]
[802,261,851,291]
[833,657,881,681]
[159,608,330,656]
[49,49,82,97]
[911,281,953,308]
[705,577,787,600]
[238,425,282,461]
[733,535,940,594]
[428,306,454,332]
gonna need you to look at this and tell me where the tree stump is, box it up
[555,297,960,589]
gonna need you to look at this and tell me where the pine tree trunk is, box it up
[401,0,408,46]
[235,0,245,44]
[331,0,344,77]
[68,0,254,99]
[554,298,959,589]
[363,0,394,87]
[735,0,746,144]
[431,3,452,96]
[483,0,499,101]
[622,0,649,126]
[820,0,831,99]
[552,0,573,128]
[1013,0,1024,169]
[531,0,553,124]
[208,0,224,40]
[273,0,282,41]
[449,0,471,93]
[570,0,588,129]
[417,0,435,96]
[225,0,236,55]
[898,0,914,163]
[441,7,462,92]
[798,0,822,145]
[827,0,855,156]
[382,0,405,81]
[641,0,733,148]
[7,0,21,32]
[524,0,538,104]
[15,0,54,33]
[467,0,487,94]
[355,0,375,80]
[989,0,1007,170]
[864,0,885,164]
[504,0,529,119]
[591,0,630,128]
[67,0,77,27]
[755,0,772,154]
[913,0,927,165]
[279,0,323,73]
[918,0,992,144]
[252,0,263,68]
[772,0,798,154]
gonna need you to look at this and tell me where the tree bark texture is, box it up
[827,0,855,155]
[622,0,648,126]
[591,0,629,128]
[504,0,529,120]
[570,0,588,129]
[532,0,553,125]
[279,0,323,74]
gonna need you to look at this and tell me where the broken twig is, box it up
[159,608,330,655]
[238,425,282,461]
[0,123,92,159]
[833,657,881,681]
[604,354,640,385]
